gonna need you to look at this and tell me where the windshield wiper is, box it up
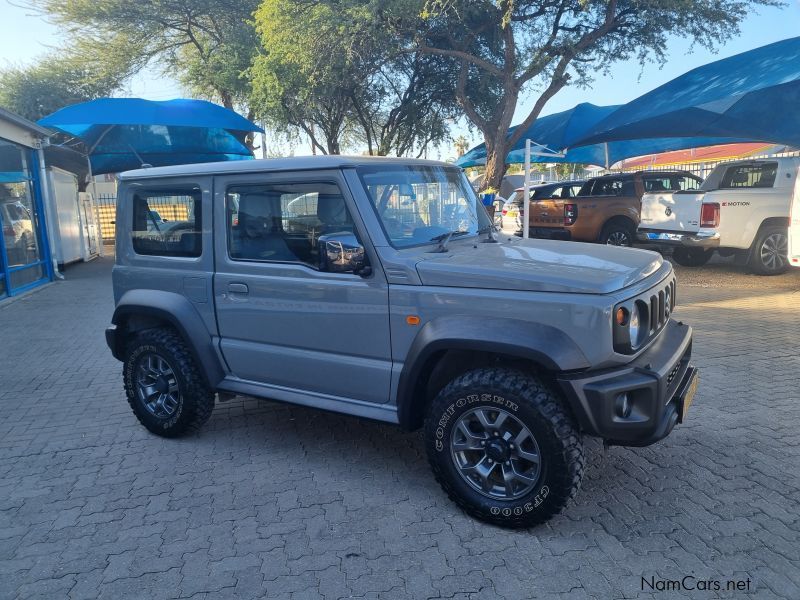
[429,230,470,252]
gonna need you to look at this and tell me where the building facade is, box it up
[0,108,54,299]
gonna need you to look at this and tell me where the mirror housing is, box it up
[318,232,369,276]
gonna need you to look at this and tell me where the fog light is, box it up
[615,393,632,418]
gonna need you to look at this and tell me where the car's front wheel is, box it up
[123,328,215,437]
[424,368,584,528]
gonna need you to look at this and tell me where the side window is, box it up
[643,177,672,192]
[132,187,201,257]
[720,163,778,188]
[593,179,623,196]
[673,175,702,190]
[227,181,355,267]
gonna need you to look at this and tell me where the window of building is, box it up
[227,182,355,267]
[131,187,202,257]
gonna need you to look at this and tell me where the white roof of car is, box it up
[118,155,454,180]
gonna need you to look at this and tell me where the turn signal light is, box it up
[700,203,720,228]
[616,307,629,326]
[564,203,578,225]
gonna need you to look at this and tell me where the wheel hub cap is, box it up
[450,407,542,500]
[135,352,181,419]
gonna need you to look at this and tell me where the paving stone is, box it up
[1,255,799,599]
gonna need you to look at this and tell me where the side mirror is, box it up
[318,232,370,276]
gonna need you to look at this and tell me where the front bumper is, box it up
[557,319,697,446]
[637,229,720,248]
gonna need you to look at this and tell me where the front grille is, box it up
[614,277,676,354]
[647,279,675,335]
[666,362,681,387]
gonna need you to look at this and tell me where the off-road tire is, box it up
[671,247,714,267]
[123,328,214,437]
[424,368,584,528]
[748,226,789,276]
[598,219,634,246]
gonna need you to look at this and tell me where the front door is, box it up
[213,170,392,405]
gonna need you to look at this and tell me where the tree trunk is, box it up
[482,139,509,193]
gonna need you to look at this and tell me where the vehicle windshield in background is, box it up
[357,165,490,248]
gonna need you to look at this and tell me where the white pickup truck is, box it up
[791,184,800,268]
[638,157,800,275]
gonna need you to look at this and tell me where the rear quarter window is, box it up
[720,163,778,189]
[131,187,202,257]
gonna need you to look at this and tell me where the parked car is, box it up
[501,181,585,235]
[530,171,702,246]
[106,156,698,528]
[791,174,800,268]
[639,157,800,275]
[0,198,35,256]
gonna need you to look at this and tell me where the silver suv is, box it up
[106,157,698,527]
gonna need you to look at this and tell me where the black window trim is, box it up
[223,178,357,270]
[130,185,203,258]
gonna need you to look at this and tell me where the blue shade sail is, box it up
[38,98,264,175]
[455,103,743,168]
[573,36,800,148]
[457,37,800,168]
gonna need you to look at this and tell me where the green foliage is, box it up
[28,0,260,112]
[251,0,459,155]
[0,53,123,121]
[414,0,780,189]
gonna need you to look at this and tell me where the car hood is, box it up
[414,236,664,294]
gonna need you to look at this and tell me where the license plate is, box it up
[679,370,699,422]
[648,232,682,241]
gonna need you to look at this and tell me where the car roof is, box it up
[513,180,586,191]
[590,170,695,180]
[118,155,455,180]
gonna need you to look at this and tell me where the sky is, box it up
[2,0,799,159]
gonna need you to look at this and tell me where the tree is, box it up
[0,54,123,122]
[251,0,459,156]
[28,0,259,116]
[410,0,777,190]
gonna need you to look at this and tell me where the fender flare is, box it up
[395,315,590,430]
[109,290,225,388]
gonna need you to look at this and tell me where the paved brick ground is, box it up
[1,254,799,599]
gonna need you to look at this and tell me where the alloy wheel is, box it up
[759,233,787,272]
[606,231,630,246]
[135,352,181,418]
[450,407,542,500]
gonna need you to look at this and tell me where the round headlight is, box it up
[629,303,642,347]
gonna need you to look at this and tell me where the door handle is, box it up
[228,283,249,294]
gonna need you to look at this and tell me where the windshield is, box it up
[357,165,490,248]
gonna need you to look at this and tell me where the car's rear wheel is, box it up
[424,368,584,528]
[749,226,788,275]
[123,328,214,437]
[599,220,634,246]
[671,247,714,267]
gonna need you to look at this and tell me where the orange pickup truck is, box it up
[529,171,703,246]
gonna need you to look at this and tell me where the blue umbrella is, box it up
[39,98,264,175]
[573,36,800,148]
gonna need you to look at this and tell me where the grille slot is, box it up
[615,276,677,354]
